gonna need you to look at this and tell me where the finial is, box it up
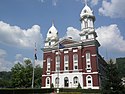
[84,0,88,5]
[52,20,54,26]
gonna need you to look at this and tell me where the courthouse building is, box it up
[42,4,106,89]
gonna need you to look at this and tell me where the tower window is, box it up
[84,10,87,13]
[86,35,88,39]
[49,42,51,46]
[47,58,51,71]
[49,31,51,34]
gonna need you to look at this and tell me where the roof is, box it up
[80,4,93,18]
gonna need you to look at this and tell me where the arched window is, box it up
[64,55,69,70]
[55,56,60,71]
[73,54,78,70]
[46,77,50,87]
[47,58,51,71]
[86,52,91,72]
[86,75,93,88]
[73,76,79,86]
[64,77,69,87]
[55,77,59,87]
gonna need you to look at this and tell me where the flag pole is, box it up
[57,43,60,93]
[31,61,35,88]
[32,42,37,88]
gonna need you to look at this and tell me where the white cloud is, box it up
[0,21,42,49]
[96,24,125,52]
[52,0,58,6]
[99,0,125,18]
[65,25,125,54]
[0,49,12,71]
[91,0,99,6]
[35,59,43,67]
[0,49,6,58]
[66,27,80,41]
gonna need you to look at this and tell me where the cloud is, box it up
[99,0,125,18]
[65,25,125,53]
[35,59,43,67]
[91,0,99,6]
[39,0,58,6]
[66,27,80,41]
[96,24,125,52]
[0,49,6,58]
[0,21,42,49]
[0,49,12,71]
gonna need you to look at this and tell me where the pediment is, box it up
[53,37,78,47]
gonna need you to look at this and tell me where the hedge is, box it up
[0,88,101,94]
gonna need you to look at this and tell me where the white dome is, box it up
[46,23,58,40]
[80,5,93,18]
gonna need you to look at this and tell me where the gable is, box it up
[54,38,78,47]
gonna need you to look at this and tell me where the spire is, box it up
[52,20,54,26]
[84,0,88,6]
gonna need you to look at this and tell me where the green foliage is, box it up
[102,59,125,94]
[77,83,82,89]
[11,59,42,88]
[51,83,54,88]
[0,71,11,88]
[34,65,42,88]
[116,57,125,78]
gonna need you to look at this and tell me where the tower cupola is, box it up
[80,4,95,31]
[79,4,97,41]
[45,22,59,47]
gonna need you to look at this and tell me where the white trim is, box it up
[42,74,51,77]
[83,45,95,48]
[52,50,55,53]
[83,86,99,89]
[82,72,98,74]
[78,46,82,49]
[91,54,97,56]
[82,55,84,58]
[73,49,78,52]
[64,51,68,54]
[46,77,50,88]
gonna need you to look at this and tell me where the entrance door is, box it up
[64,77,69,87]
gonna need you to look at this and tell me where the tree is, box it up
[102,59,124,94]
[34,65,42,88]
[11,62,25,88]
[11,59,42,88]
[0,71,11,88]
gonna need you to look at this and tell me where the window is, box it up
[47,58,51,71]
[64,55,69,70]
[64,77,69,87]
[73,54,78,70]
[49,42,51,46]
[73,76,79,85]
[56,56,60,71]
[86,75,93,88]
[75,66,78,69]
[46,77,50,85]
[86,53,90,60]
[55,77,59,85]
[49,31,51,34]
[86,52,91,72]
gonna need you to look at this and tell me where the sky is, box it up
[0,0,125,71]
